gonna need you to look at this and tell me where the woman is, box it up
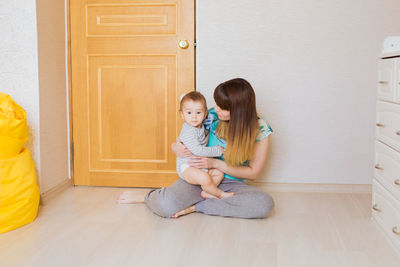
[117,78,274,219]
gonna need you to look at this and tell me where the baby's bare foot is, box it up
[116,190,149,204]
[200,190,217,199]
[220,191,235,199]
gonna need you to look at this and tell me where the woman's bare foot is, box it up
[200,190,217,199]
[172,205,195,218]
[116,190,149,204]
[220,191,235,199]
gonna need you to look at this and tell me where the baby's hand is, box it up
[219,146,225,154]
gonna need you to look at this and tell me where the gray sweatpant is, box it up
[144,178,275,219]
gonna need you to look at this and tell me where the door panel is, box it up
[70,0,194,187]
[86,4,177,36]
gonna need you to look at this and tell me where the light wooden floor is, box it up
[0,186,399,267]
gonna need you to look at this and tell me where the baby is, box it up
[177,91,234,199]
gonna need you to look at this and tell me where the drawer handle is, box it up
[392,226,400,235]
[372,204,382,212]
[376,123,385,127]
[394,179,400,186]
[374,164,384,170]
[378,81,389,84]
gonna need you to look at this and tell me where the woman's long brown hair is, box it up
[214,78,259,166]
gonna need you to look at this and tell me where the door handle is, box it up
[392,226,400,235]
[372,204,382,212]
[178,40,189,49]
[374,164,384,170]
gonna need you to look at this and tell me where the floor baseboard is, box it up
[40,179,72,205]
[38,180,371,205]
[249,181,372,194]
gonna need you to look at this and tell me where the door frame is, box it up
[66,0,74,183]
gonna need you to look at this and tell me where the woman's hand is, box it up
[188,156,218,169]
[171,138,192,158]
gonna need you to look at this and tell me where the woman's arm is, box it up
[171,138,193,158]
[189,136,270,180]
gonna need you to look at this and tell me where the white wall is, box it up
[197,0,400,184]
[3,1,400,189]
[0,0,40,170]
[0,0,69,194]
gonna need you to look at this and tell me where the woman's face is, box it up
[215,105,230,121]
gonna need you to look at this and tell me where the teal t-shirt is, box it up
[203,108,273,182]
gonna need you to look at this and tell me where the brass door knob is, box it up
[178,40,189,49]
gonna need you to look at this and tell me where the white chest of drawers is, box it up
[373,52,400,256]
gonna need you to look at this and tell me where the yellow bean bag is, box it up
[0,149,40,233]
[0,92,28,160]
[0,93,39,234]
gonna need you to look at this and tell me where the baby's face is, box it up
[181,100,206,127]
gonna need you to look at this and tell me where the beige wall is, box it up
[36,0,69,193]
[197,0,400,184]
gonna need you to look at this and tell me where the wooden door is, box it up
[70,0,194,187]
